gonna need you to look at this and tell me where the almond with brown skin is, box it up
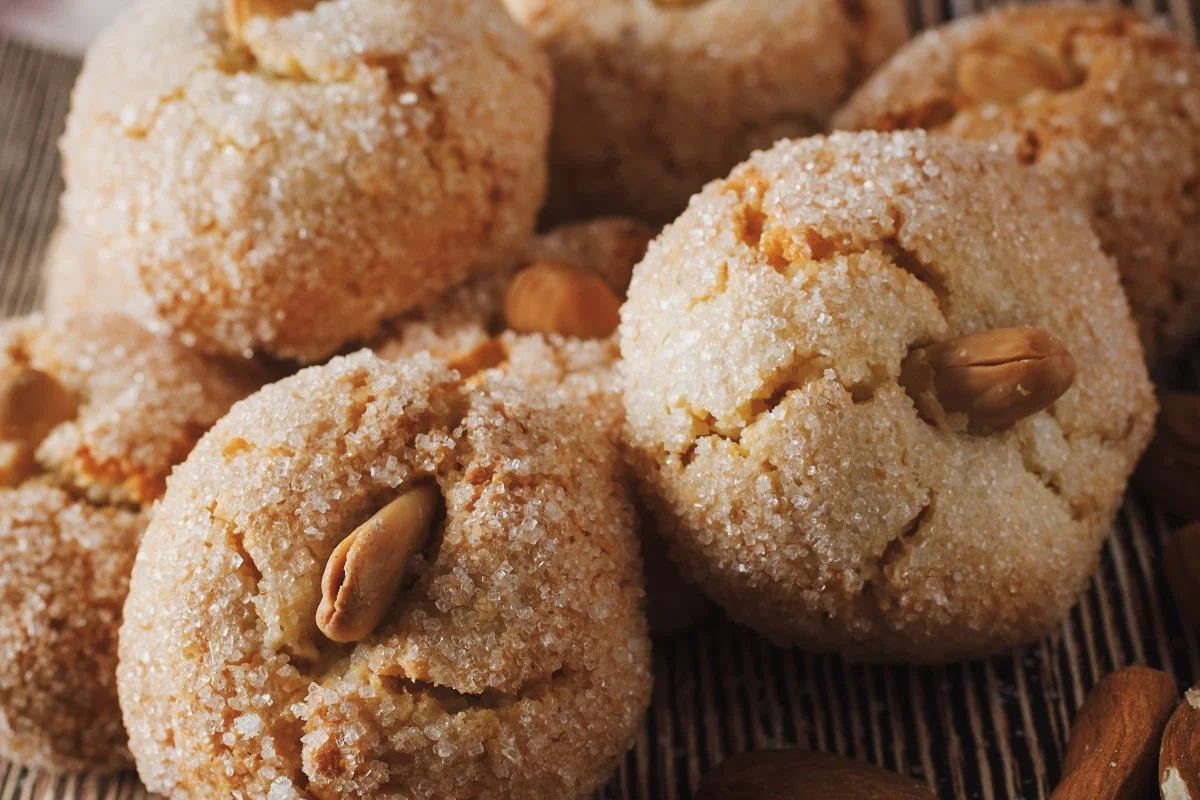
[957,35,1077,105]
[316,481,439,643]
[1160,685,1200,799]
[1163,523,1200,631]
[1137,393,1200,521]
[504,261,623,340]
[1051,666,1178,800]
[900,326,1075,431]
[694,749,934,800]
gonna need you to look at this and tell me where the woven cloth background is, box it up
[2,1,1199,797]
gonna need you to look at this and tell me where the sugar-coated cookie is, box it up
[118,354,652,798]
[0,312,255,771]
[833,4,1200,366]
[503,0,910,224]
[61,0,552,361]
[620,131,1155,661]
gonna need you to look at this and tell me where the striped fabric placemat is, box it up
[1,1,1198,797]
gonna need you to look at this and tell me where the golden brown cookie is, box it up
[833,4,1200,367]
[0,312,255,772]
[60,0,552,361]
[620,131,1156,661]
[375,219,713,634]
[503,0,910,224]
[118,353,652,798]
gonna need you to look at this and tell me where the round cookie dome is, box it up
[375,218,712,634]
[502,0,910,224]
[832,4,1200,367]
[619,131,1156,662]
[0,312,255,771]
[60,0,552,361]
[118,353,652,798]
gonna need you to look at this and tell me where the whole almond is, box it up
[1163,523,1200,631]
[316,481,439,643]
[1051,666,1178,800]
[694,749,934,800]
[1160,685,1200,799]
[957,35,1077,105]
[504,261,622,340]
[900,326,1075,431]
[1137,393,1200,521]
[224,0,322,41]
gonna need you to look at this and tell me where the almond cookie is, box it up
[60,0,552,361]
[833,4,1200,367]
[118,353,652,798]
[620,131,1156,662]
[503,0,909,224]
[0,312,255,772]
[375,218,711,634]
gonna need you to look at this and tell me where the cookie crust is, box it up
[61,0,552,361]
[118,354,651,798]
[620,131,1156,661]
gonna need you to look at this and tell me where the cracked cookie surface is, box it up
[117,353,652,799]
[833,4,1200,367]
[619,131,1156,661]
[60,0,552,361]
[502,0,910,224]
[0,312,256,772]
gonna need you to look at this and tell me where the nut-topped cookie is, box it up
[375,218,712,634]
[833,4,1200,366]
[620,131,1156,661]
[60,0,552,361]
[118,353,652,798]
[502,0,910,224]
[0,312,255,772]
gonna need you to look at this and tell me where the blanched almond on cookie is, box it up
[900,326,1075,430]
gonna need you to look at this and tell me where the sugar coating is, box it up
[0,484,146,772]
[619,131,1156,661]
[42,223,156,323]
[375,219,711,633]
[0,312,255,772]
[833,4,1200,367]
[502,0,910,224]
[60,0,552,361]
[118,354,652,798]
